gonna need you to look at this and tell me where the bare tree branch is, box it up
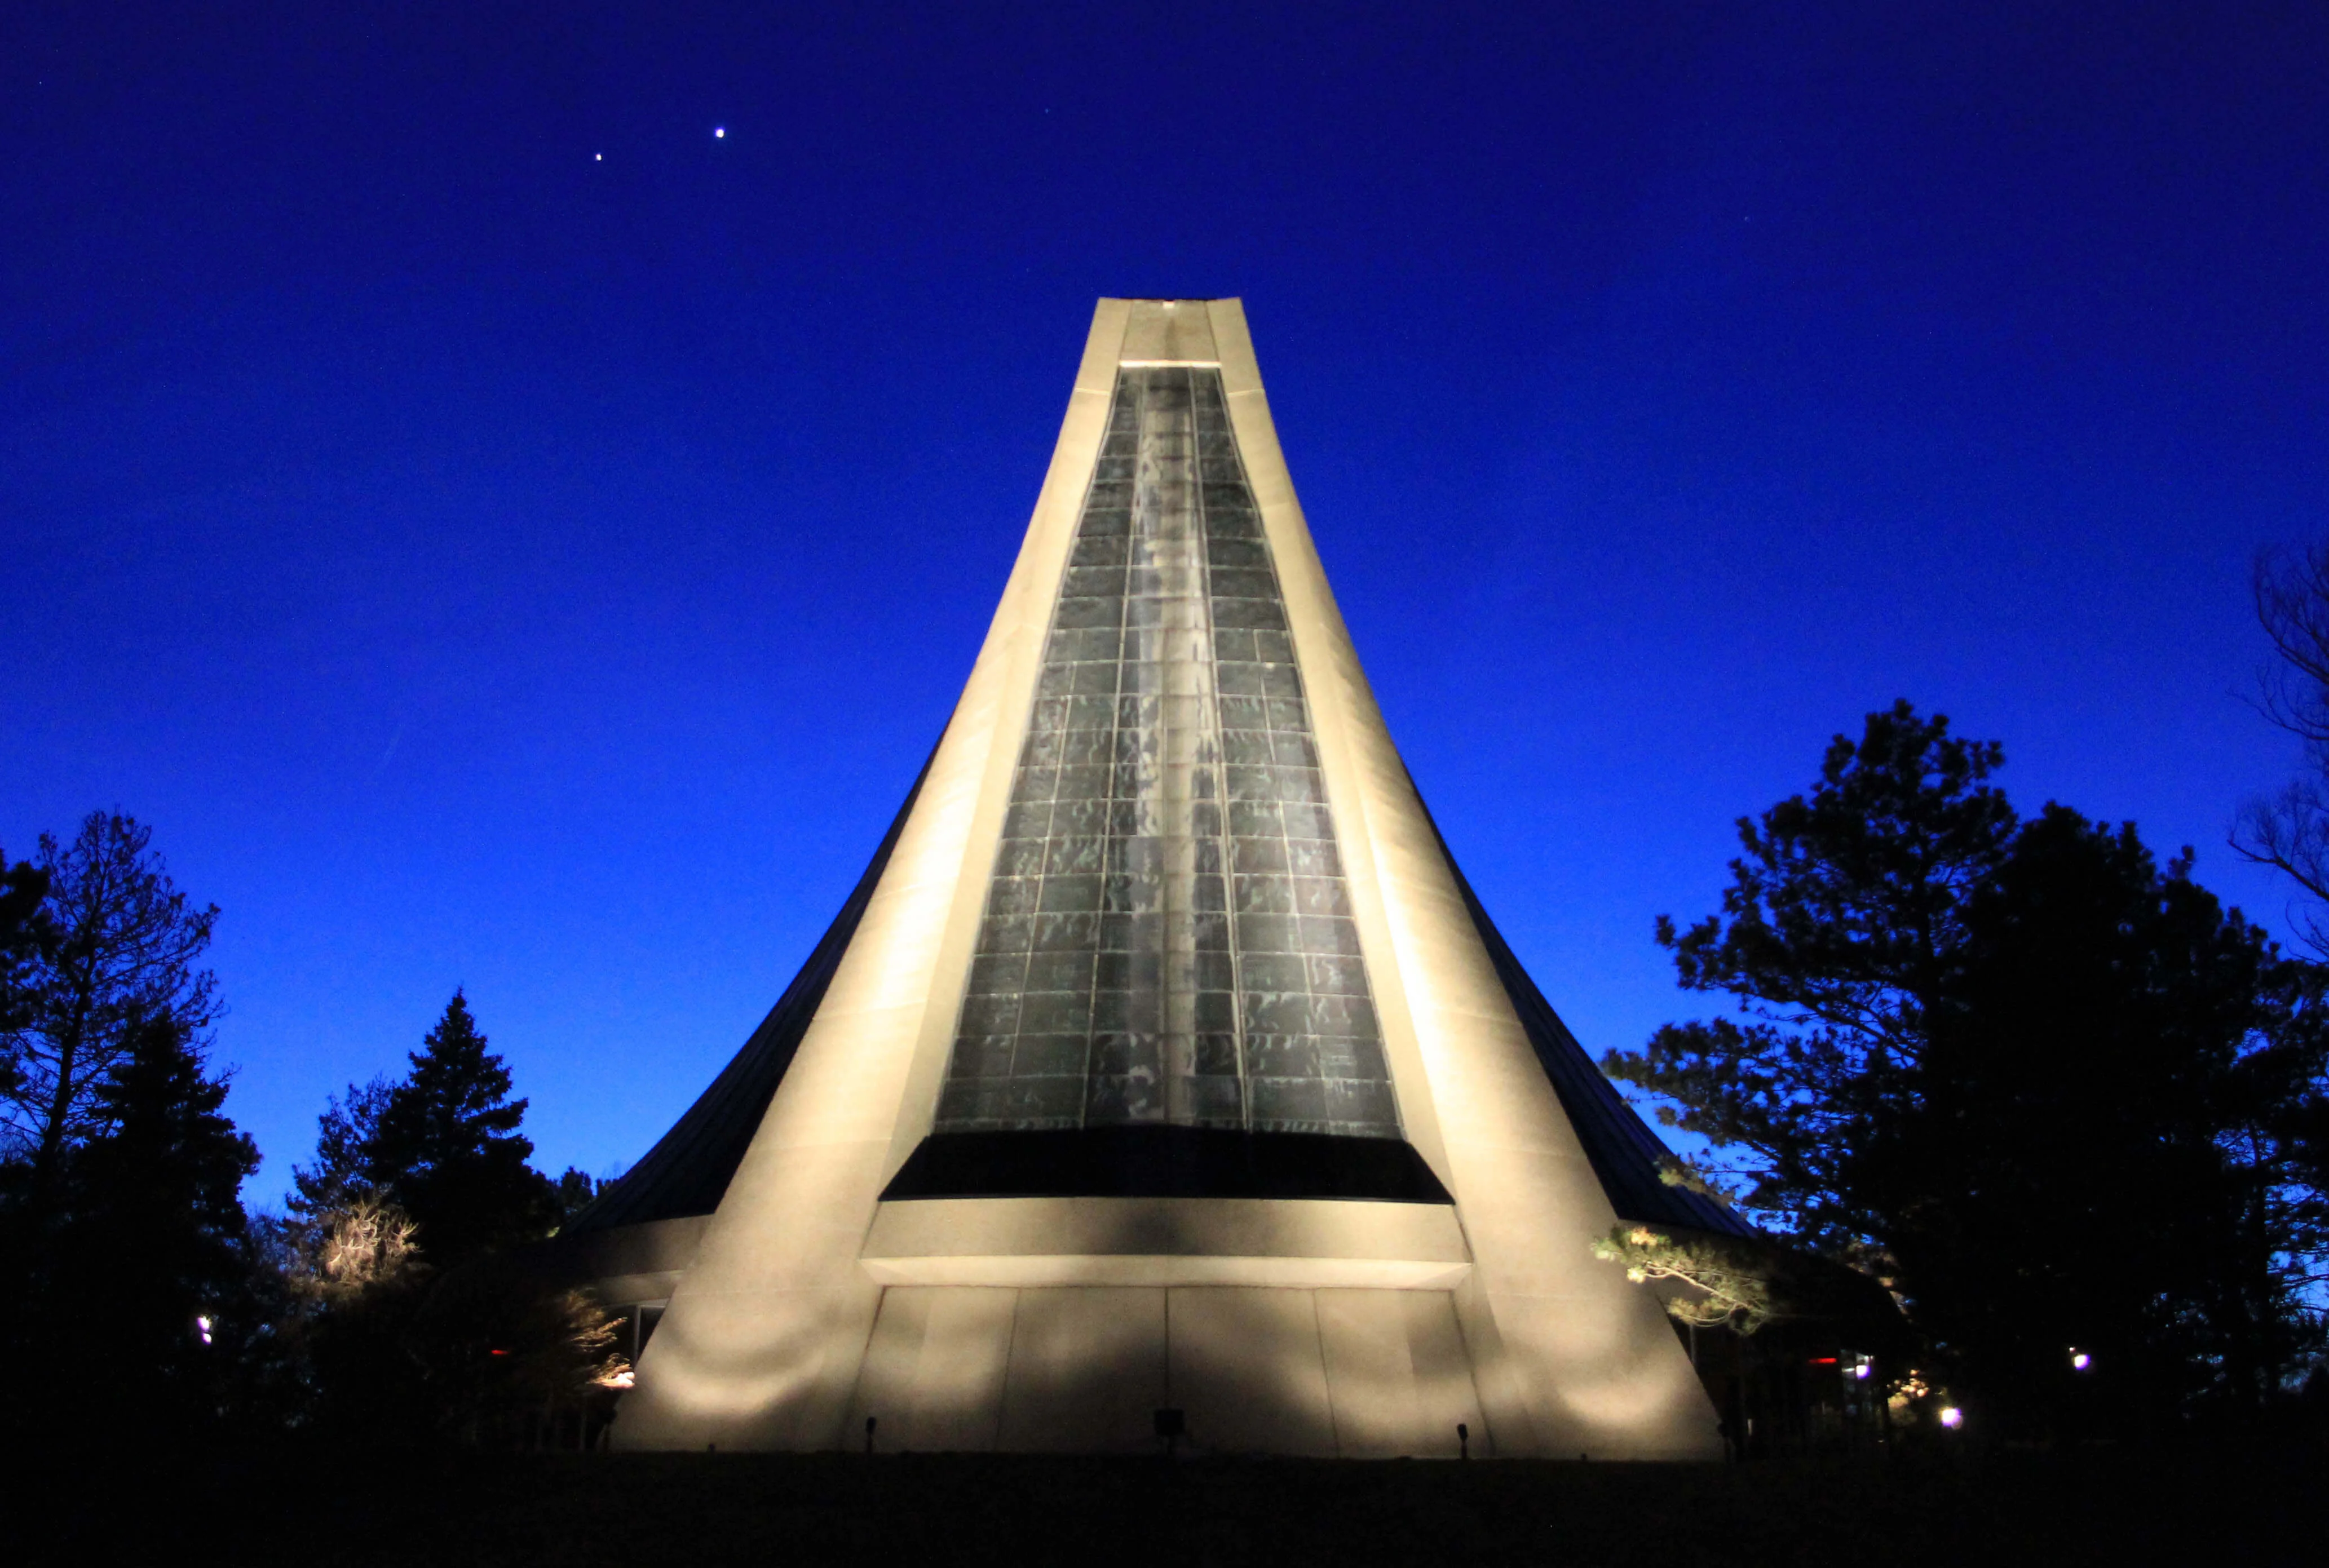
[2237,543,2329,957]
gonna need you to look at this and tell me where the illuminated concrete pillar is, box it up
[589,300,1737,1458]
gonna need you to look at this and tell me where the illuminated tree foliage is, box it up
[1593,1224,1784,1332]
[296,1190,427,1301]
[270,1190,436,1439]
[408,1271,628,1446]
[277,995,615,1442]
[1608,703,2329,1430]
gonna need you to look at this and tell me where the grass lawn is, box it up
[28,1438,2317,1566]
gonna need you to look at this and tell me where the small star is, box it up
[594,153,603,161]
[714,127,726,139]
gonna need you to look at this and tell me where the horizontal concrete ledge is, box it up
[594,1270,684,1306]
[860,1195,1473,1292]
[860,1253,1471,1289]
[1118,358,1223,368]
[546,1213,708,1286]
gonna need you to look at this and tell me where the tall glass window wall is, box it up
[933,367,1399,1140]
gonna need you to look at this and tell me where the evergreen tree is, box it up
[547,1166,601,1230]
[1610,703,2329,1433]
[2,813,219,1193]
[363,990,552,1267]
[288,1075,392,1220]
[0,848,50,1029]
[25,1013,259,1430]
[1911,806,2326,1423]
[0,848,51,1126]
[1610,702,2017,1250]
[272,994,606,1444]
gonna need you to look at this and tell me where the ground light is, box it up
[2071,1349,2092,1371]
[1938,1406,1964,1429]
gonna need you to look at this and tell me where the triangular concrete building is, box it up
[567,300,1745,1458]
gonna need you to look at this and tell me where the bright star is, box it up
[714,127,726,139]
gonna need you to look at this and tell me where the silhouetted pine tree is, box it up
[364,990,551,1268]
[31,1013,259,1431]
[4,813,220,1195]
[288,1075,392,1220]
[276,994,621,1444]
[0,847,50,1032]
[0,847,51,1166]
[1611,702,2329,1436]
[549,1166,600,1228]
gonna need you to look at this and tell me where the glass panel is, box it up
[934,368,1399,1139]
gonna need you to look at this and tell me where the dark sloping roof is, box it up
[564,751,932,1235]
[1413,787,1759,1239]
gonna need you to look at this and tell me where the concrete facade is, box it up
[606,301,1722,1458]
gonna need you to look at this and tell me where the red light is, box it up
[1810,1357,1839,1365]
[489,1349,509,1357]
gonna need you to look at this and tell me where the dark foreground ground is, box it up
[23,1438,2319,1566]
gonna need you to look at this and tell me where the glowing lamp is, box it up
[1938,1406,1963,1429]
[2071,1350,2091,1371]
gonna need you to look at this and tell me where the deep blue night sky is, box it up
[5,3,2326,1203]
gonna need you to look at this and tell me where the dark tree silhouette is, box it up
[2238,540,2329,954]
[363,990,553,1267]
[0,849,52,1117]
[1610,703,2329,1432]
[0,848,51,1024]
[547,1165,600,1229]
[2238,540,2329,1251]
[2,813,219,1192]
[16,1013,259,1430]
[279,996,613,1444]
[1607,702,2017,1248]
[289,1075,393,1220]
[1912,806,2326,1423]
